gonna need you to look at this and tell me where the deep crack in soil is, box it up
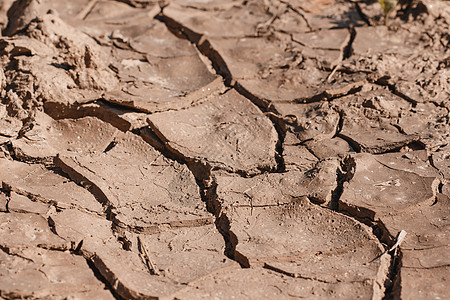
[0,0,449,299]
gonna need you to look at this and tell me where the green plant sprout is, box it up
[378,0,398,25]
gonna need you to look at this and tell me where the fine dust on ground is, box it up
[0,0,449,299]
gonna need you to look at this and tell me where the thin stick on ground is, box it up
[137,236,160,276]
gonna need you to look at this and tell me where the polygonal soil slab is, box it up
[55,131,210,232]
[339,153,439,221]
[213,197,389,298]
[214,158,339,209]
[137,225,238,284]
[147,89,278,175]
[225,198,384,266]
[11,114,119,164]
[0,158,103,213]
[304,137,354,160]
[0,247,114,299]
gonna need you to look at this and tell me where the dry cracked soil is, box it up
[0,0,449,299]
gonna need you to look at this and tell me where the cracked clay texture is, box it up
[0,0,449,299]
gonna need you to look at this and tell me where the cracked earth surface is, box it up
[0,0,449,299]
